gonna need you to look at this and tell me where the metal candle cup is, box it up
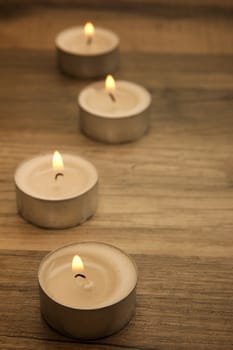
[38,242,138,339]
[14,153,98,229]
[55,26,119,79]
[78,80,151,144]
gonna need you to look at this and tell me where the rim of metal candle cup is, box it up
[55,27,120,79]
[14,154,98,229]
[38,242,138,339]
[78,82,152,144]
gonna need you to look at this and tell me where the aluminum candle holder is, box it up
[78,80,151,144]
[56,26,119,79]
[14,153,98,229]
[38,242,138,339]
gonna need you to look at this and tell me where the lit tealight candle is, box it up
[55,22,119,78]
[78,75,152,143]
[38,242,138,339]
[14,152,98,228]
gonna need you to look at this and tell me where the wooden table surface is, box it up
[0,1,233,349]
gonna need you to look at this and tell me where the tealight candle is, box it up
[78,75,152,143]
[38,242,138,339]
[15,152,98,229]
[56,22,119,78]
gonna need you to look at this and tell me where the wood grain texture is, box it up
[0,1,233,349]
[0,3,232,54]
[0,50,232,257]
[1,250,233,350]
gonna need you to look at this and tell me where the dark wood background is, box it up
[0,1,233,349]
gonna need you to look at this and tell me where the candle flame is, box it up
[84,22,95,40]
[52,151,64,172]
[105,75,116,93]
[72,255,84,273]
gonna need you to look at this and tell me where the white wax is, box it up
[39,242,137,309]
[78,81,151,118]
[15,154,98,200]
[56,27,119,55]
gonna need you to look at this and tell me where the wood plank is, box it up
[0,250,233,350]
[0,2,233,349]
[0,3,232,54]
[0,49,232,256]
[0,0,233,8]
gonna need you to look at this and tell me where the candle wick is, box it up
[74,273,86,279]
[86,37,92,45]
[108,92,116,103]
[54,173,64,181]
